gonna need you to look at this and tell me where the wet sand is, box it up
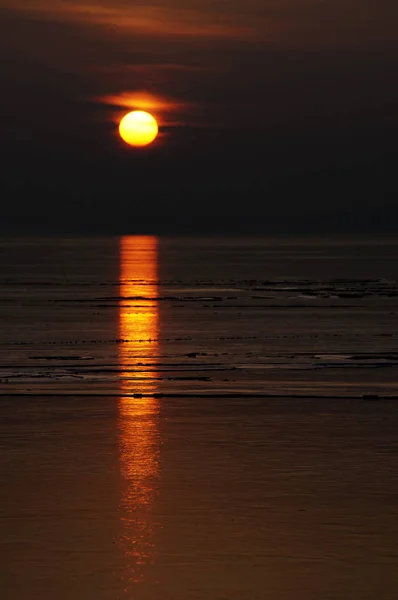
[1,394,398,600]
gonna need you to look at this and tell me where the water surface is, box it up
[1,236,398,599]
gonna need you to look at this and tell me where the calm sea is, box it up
[1,236,397,599]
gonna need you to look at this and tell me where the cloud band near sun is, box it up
[100,91,194,128]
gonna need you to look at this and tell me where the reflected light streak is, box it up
[118,235,160,588]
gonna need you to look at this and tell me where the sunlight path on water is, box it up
[118,236,161,595]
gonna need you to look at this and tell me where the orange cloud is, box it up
[7,0,253,40]
[100,91,194,128]
[4,0,397,53]
[102,91,182,111]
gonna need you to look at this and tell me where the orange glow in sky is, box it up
[103,90,190,130]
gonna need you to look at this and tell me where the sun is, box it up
[119,111,158,147]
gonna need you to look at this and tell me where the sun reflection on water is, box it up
[118,235,160,588]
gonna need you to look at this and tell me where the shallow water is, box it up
[1,235,398,397]
[1,236,398,599]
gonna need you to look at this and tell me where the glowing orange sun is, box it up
[119,110,158,147]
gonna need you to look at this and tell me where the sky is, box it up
[1,0,397,233]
